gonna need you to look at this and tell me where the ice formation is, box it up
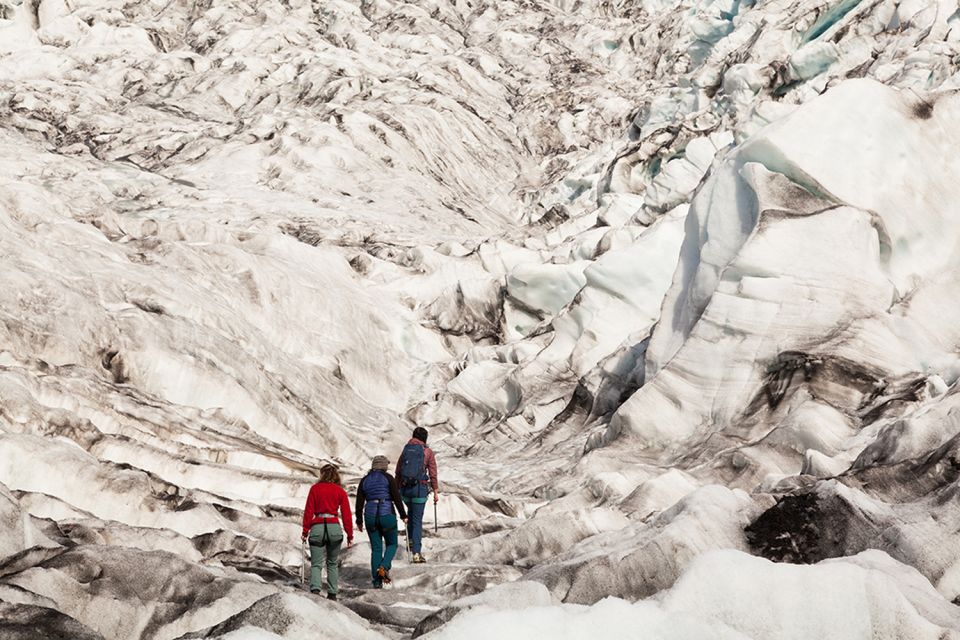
[2,0,960,638]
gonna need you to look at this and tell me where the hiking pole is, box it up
[300,538,308,586]
[405,522,412,562]
[434,499,438,534]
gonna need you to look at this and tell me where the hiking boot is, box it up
[327,593,337,601]
[372,581,383,589]
[376,566,391,584]
[412,553,426,564]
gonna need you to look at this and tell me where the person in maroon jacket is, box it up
[395,427,439,563]
[301,464,353,600]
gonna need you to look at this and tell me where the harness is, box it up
[311,512,339,544]
[313,512,338,521]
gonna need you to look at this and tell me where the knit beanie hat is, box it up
[371,455,389,471]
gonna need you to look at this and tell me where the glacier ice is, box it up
[3,0,960,637]
[425,550,960,640]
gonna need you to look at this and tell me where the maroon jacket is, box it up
[302,481,353,541]
[395,438,439,493]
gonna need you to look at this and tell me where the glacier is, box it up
[2,0,960,638]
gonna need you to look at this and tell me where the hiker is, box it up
[395,426,439,563]
[355,455,408,588]
[301,463,353,601]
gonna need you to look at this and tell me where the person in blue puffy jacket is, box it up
[355,455,408,588]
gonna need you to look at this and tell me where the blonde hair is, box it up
[318,464,341,486]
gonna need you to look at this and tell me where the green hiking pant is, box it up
[366,513,398,586]
[309,522,343,595]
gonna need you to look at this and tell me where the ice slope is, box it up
[3,0,960,637]
[600,78,960,455]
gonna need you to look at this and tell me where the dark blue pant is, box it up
[404,499,426,553]
[367,513,398,586]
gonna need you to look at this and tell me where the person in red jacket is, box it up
[301,464,353,600]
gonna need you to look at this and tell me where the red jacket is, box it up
[302,482,353,541]
[395,438,439,492]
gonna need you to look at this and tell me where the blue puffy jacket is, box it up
[355,471,407,528]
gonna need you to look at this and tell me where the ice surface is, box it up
[3,0,960,637]
[426,551,960,640]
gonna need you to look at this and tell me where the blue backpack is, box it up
[398,443,429,490]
